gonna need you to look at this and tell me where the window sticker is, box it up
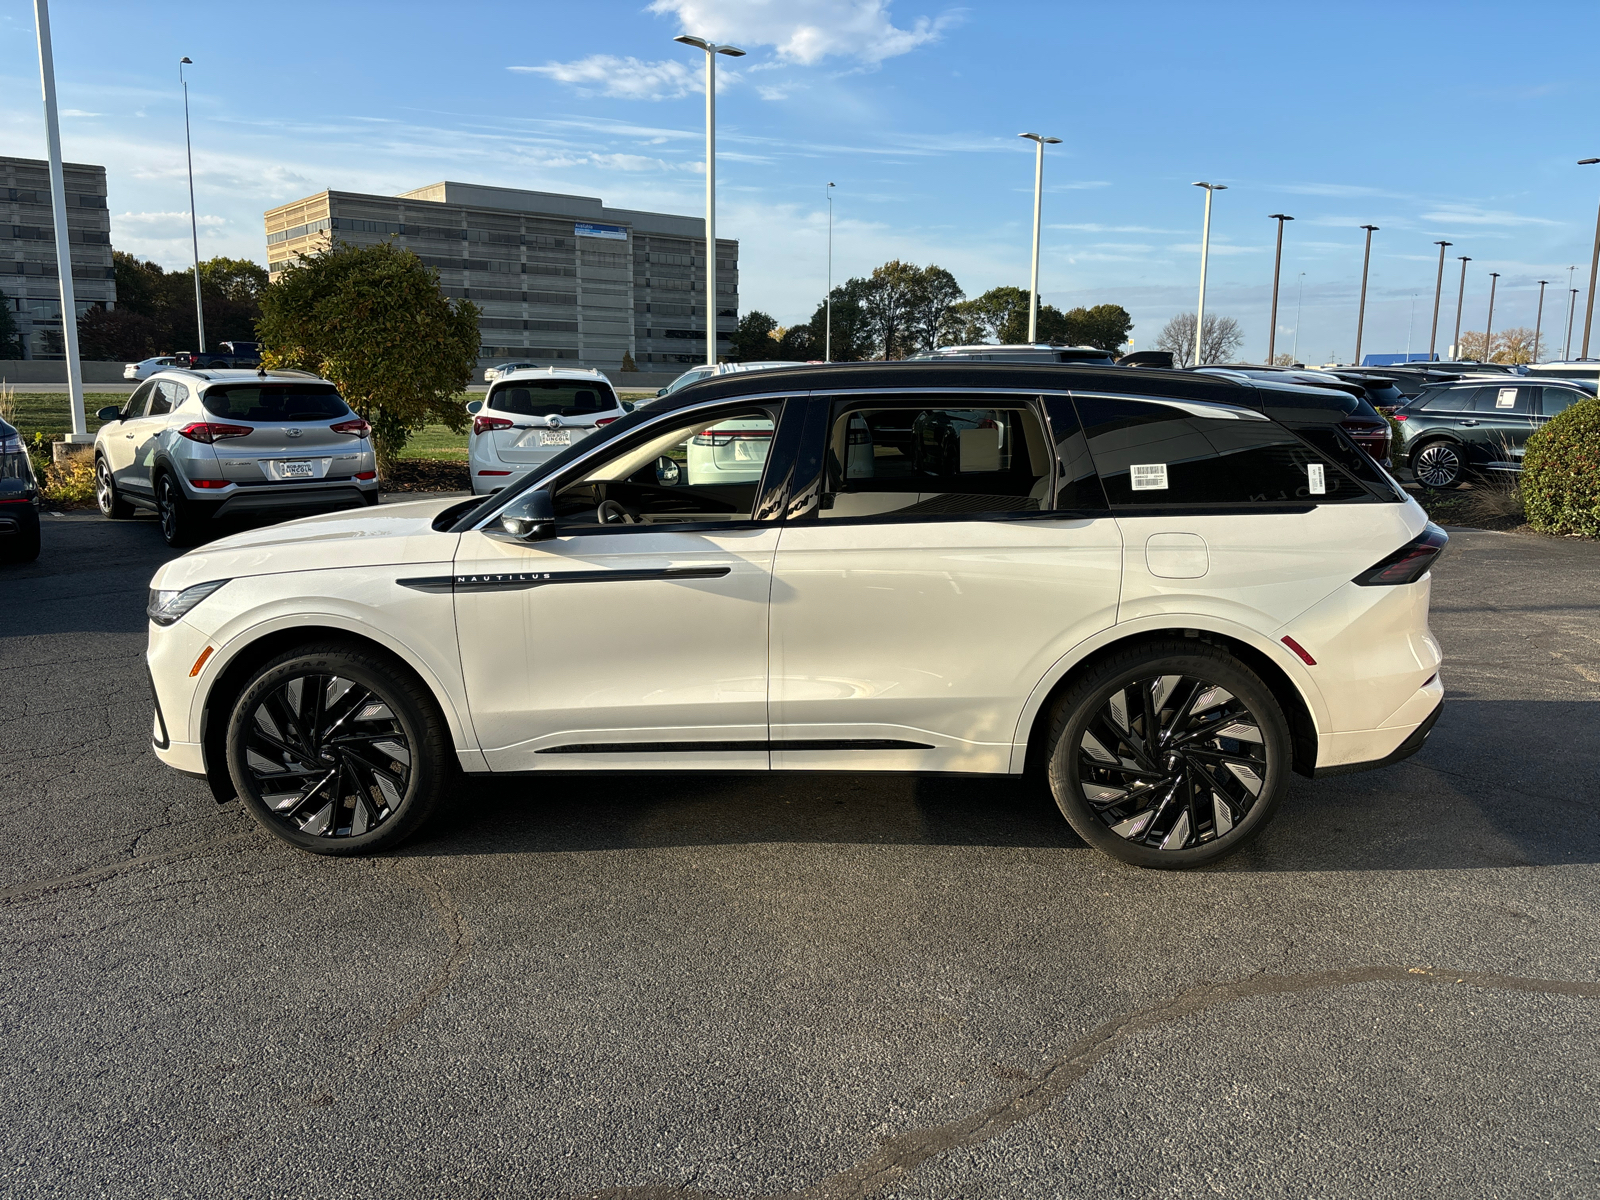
[1307,462,1326,495]
[1130,463,1169,491]
[1496,388,1517,409]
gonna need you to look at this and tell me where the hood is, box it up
[152,495,465,592]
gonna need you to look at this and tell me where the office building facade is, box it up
[264,182,736,372]
[1,156,117,359]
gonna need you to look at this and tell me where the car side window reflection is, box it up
[550,406,780,532]
[125,380,156,419]
[819,402,1052,520]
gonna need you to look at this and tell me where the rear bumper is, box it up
[210,483,375,518]
[1312,692,1442,778]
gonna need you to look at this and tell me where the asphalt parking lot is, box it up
[2,509,1598,1199]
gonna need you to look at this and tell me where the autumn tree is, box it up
[256,240,480,474]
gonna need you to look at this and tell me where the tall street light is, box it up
[1291,271,1305,363]
[1192,182,1227,365]
[674,34,745,366]
[1266,214,1293,364]
[1533,279,1549,363]
[1484,271,1501,361]
[1018,133,1061,343]
[824,182,835,362]
[1567,286,1580,360]
[179,57,207,354]
[32,0,88,444]
[1354,224,1379,366]
[1452,256,1471,359]
[1428,240,1451,359]
[1579,158,1600,358]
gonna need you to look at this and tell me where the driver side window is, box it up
[552,405,781,532]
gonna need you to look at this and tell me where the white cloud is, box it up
[1050,223,1183,234]
[509,56,708,101]
[646,0,958,64]
[1421,206,1559,227]
[60,109,102,118]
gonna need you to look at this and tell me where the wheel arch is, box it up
[1018,627,1320,781]
[196,623,475,804]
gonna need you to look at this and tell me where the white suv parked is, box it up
[466,366,626,494]
[145,362,1446,868]
[93,369,377,546]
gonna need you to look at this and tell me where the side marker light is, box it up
[189,645,215,677]
[1281,636,1317,666]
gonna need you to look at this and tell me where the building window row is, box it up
[266,217,332,245]
[6,225,111,245]
[4,188,105,208]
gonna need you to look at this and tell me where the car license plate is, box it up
[539,430,571,446]
[279,460,314,479]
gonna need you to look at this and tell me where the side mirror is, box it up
[655,456,681,486]
[490,489,556,542]
[465,400,483,415]
[655,388,667,398]
[621,400,636,413]
[96,405,123,422]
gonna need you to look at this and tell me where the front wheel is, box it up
[225,644,453,855]
[1411,441,1466,490]
[1046,641,1291,869]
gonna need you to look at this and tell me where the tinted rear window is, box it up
[202,385,350,422]
[490,381,618,417]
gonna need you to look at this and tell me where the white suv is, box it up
[93,369,377,546]
[145,362,1445,868]
[466,366,626,494]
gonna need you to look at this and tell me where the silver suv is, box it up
[93,369,378,546]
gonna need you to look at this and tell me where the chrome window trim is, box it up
[1066,390,1270,421]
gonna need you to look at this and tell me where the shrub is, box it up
[1521,396,1600,537]
[42,457,96,506]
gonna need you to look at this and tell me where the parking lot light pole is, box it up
[1579,159,1600,358]
[1354,225,1378,366]
[1567,287,1580,360]
[1267,214,1293,364]
[1452,256,1471,359]
[1428,241,1451,359]
[179,57,206,354]
[825,182,835,362]
[675,35,745,366]
[1019,133,1061,343]
[32,0,88,444]
[1192,183,1226,365]
[1484,272,1500,361]
[1533,280,1549,363]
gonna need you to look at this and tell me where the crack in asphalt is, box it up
[566,964,1600,1200]
[0,828,258,905]
[359,859,476,1058]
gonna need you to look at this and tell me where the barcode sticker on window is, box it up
[1307,462,1326,495]
[1130,463,1168,491]
[1497,388,1517,408]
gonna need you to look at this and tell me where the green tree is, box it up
[198,256,268,302]
[1061,304,1133,353]
[256,241,480,474]
[0,299,23,359]
[807,278,875,361]
[861,260,926,359]
[947,286,1031,344]
[730,310,780,362]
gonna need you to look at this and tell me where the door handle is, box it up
[1456,419,1479,426]
[125,432,135,438]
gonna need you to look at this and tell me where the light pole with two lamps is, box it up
[1018,133,1061,343]
[673,34,745,366]
[1354,224,1378,365]
[1192,182,1226,365]
[179,57,206,353]
[1452,256,1471,359]
[1579,158,1600,358]
[1484,271,1501,361]
[1428,241,1451,360]
[1534,279,1549,364]
[1266,213,1293,364]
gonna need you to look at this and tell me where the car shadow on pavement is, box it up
[404,699,1598,873]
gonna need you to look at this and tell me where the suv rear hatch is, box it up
[197,384,369,483]
[482,379,620,464]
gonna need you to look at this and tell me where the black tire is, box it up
[1410,440,1466,490]
[0,506,40,563]
[1045,640,1291,869]
[154,471,204,546]
[95,455,134,519]
[225,643,453,856]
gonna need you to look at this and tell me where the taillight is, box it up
[355,470,376,481]
[594,417,619,427]
[1353,523,1449,586]
[329,418,371,437]
[1392,413,1408,421]
[177,422,252,443]
[473,415,514,437]
[189,479,229,489]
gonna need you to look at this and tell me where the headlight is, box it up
[147,579,230,627]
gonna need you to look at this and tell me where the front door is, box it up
[104,380,156,488]
[452,400,795,772]
[117,380,181,494]
[768,394,1123,774]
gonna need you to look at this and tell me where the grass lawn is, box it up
[1,392,126,439]
[399,424,468,460]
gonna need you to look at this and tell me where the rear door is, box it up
[485,381,621,465]
[1465,383,1538,469]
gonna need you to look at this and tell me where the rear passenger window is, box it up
[1470,385,1532,414]
[1540,388,1587,417]
[1415,388,1474,411]
[821,401,1051,519]
[1073,395,1366,507]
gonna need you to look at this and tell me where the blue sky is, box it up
[4,0,1599,362]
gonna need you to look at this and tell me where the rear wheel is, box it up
[1411,440,1466,489]
[225,645,453,855]
[154,471,204,546]
[1046,641,1291,869]
[95,455,134,519]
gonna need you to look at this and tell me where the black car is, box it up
[1378,362,1521,398]
[0,417,41,562]
[1393,377,1594,488]
[1195,367,1393,462]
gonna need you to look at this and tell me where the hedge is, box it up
[1521,395,1600,536]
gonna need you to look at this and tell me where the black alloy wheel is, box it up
[226,645,451,854]
[95,456,133,519]
[154,472,200,546]
[1048,642,1290,868]
[1411,441,1465,490]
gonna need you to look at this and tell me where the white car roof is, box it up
[495,366,610,383]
